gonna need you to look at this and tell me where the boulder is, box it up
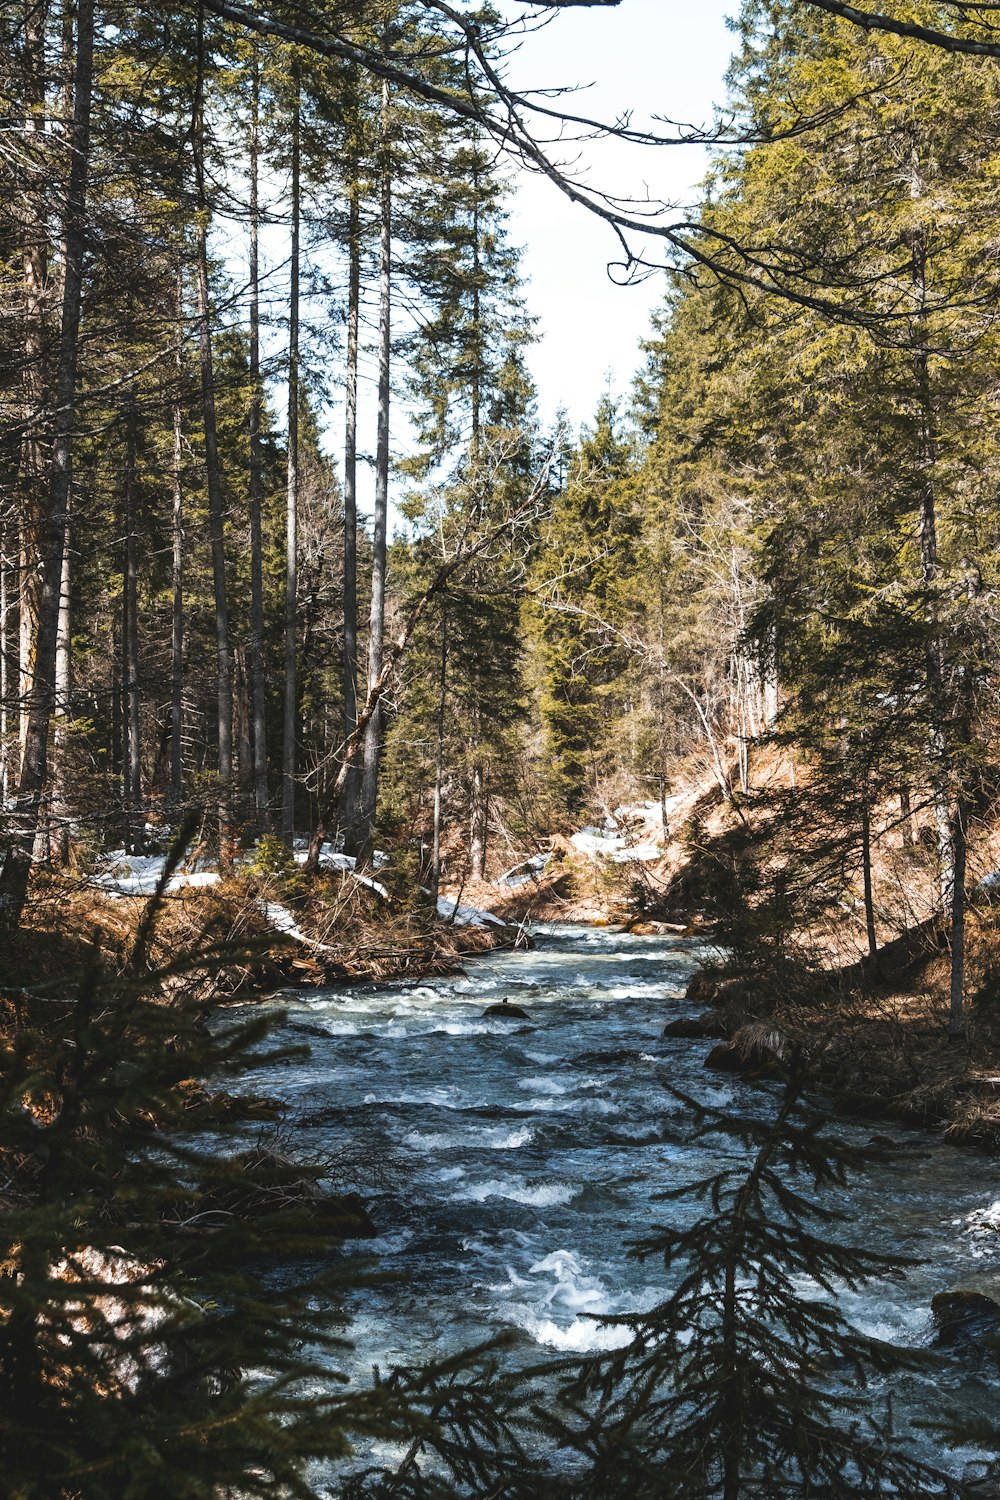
[686,972,721,1003]
[932,1284,1000,1349]
[628,920,687,937]
[704,1043,746,1073]
[704,1028,787,1077]
[663,1016,725,1040]
[328,1191,377,1239]
[483,999,531,1021]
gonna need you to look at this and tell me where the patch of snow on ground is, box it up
[611,842,663,864]
[496,853,550,889]
[290,841,389,895]
[571,827,626,859]
[262,902,335,954]
[437,898,507,928]
[91,852,221,897]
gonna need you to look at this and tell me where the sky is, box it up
[502,1,737,433]
[238,2,738,515]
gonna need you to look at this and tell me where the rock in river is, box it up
[663,1015,725,1040]
[483,999,531,1021]
[933,1273,1000,1349]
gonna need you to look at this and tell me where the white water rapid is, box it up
[236,922,1000,1476]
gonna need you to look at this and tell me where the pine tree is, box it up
[530,396,640,816]
[0,832,386,1497]
[550,1079,968,1499]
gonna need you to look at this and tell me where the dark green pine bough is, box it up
[545,1080,974,1499]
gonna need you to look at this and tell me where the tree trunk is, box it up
[860,789,877,962]
[234,643,253,801]
[0,0,93,930]
[193,16,233,859]
[909,158,953,913]
[430,611,448,902]
[899,786,917,847]
[359,76,392,861]
[171,270,185,802]
[340,138,362,851]
[0,526,10,804]
[123,399,142,849]
[469,756,487,882]
[248,53,268,828]
[18,0,50,778]
[949,798,968,1037]
[282,76,300,844]
[50,493,72,863]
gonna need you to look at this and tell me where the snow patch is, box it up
[262,902,335,955]
[90,852,221,898]
[496,853,549,889]
[437,897,507,928]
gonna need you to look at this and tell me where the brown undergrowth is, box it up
[697,961,1000,1147]
[0,863,524,1013]
[642,740,1000,1149]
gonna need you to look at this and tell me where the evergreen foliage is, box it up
[0,831,381,1498]
[549,1080,967,1499]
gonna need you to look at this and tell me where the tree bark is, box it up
[247,52,268,827]
[123,397,142,849]
[171,269,185,802]
[0,0,93,930]
[860,789,877,962]
[469,756,487,882]
[193,11,233,858]
[0,525,10,804]
[340,123,362,851]
[50,491,72,863]
[359,76,392,860]
[282,74,300,844]
[430,611,448,901]
[949,798,968,1037]
[18,0,50,776]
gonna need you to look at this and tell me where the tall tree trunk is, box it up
[909,156,953,912]
[248,53,268,828]
[899,785,917,847]
[340,133,362,852]
[193,12,233,859]
[860,787,877,963]
[50,492,72,863]
[123,398,142,849]
[0,525,10,804]
[430,611,448,902]
[0,0,93,930]
[282,76,300,844]
[950,798,968,1037]
[234,643,253,801]
[469,756,487,882]
[18,0,50,775]
[359,76,391,860]
[171,270,185,802]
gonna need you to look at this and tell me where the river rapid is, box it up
[240,922,1000,1475]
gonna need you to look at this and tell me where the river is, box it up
[240,922,1000,1480]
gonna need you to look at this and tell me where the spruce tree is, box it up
[0,834,384,1498]
[549,1080,969,1499]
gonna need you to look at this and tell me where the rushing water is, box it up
[239,922,1000,1471]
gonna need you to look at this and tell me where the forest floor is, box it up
[6,865,525,1003]
[646,745,1000,1150]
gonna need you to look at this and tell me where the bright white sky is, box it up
[502,0,737,432]
[236,2,737,512]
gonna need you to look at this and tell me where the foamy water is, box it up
[236,922,1000,1473]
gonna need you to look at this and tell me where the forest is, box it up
[9,0,1000,1495]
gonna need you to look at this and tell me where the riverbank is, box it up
[683,902,1000,1150]
[2,865,530,1005]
